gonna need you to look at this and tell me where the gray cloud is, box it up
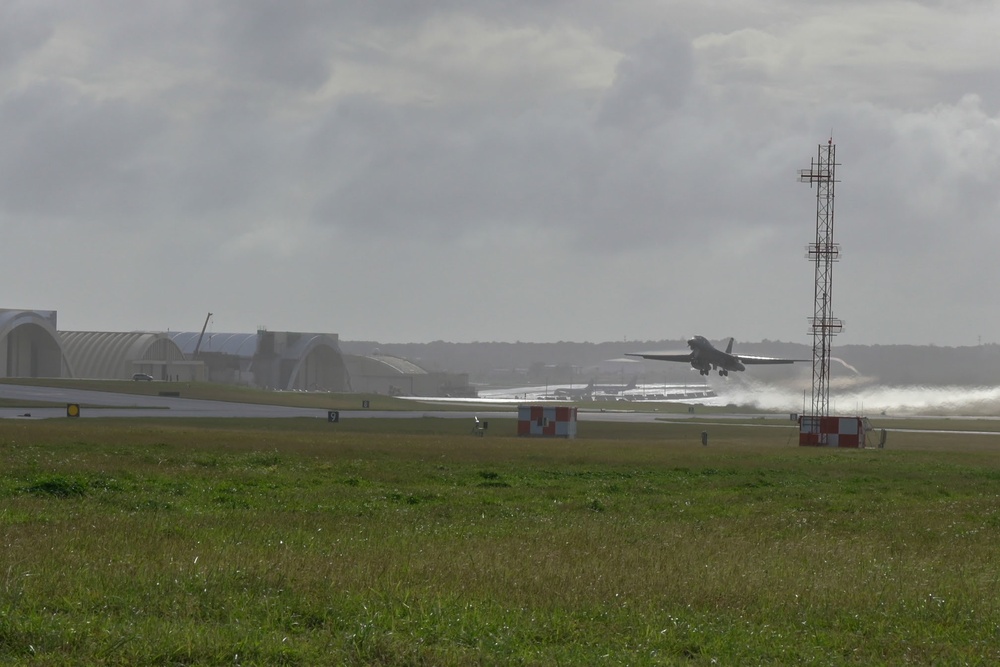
[212,0,335,90]
[598,30,694,128]
[0,2,53,73]
[0,81,167,224]
[2,2,1000,344]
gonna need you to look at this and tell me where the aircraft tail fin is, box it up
[725,338,734,354]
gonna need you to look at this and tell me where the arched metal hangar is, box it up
[0,309,72,378]
[60,331,198,381]
[344,353,475,397]
[169,330,350,391]
[256,331,349,392]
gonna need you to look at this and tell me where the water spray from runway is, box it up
[716,379,1000,416]
[474,375,1000,416]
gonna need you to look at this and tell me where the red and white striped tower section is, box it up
[798,139,844,421]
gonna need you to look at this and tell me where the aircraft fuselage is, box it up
[688,336,744,376]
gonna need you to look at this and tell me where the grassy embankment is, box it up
[1,416,999,665]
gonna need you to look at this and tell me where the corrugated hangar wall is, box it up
[60,331,198,381]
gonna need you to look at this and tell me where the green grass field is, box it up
[1,415,999,665]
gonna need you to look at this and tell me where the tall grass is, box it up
[1,417,998,664]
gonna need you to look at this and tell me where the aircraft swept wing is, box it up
[626,351,692,363]
[626,336,807,377]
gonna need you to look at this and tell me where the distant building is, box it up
[344,353,476,397]
[167,332,257,384]
[61,331,198,381]
[0,309,70,378]
[0,308,471,396]
[169,330,350,391]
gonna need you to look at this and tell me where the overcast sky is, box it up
[2,1,999,346]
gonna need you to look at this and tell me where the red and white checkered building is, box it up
[517,405,578,438]
[798,415,865,448]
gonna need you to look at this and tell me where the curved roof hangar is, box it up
[0,309,71,378]
[60,331,188,380]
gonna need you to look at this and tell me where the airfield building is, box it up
[0,309,71,378]
[168,330,350,391]
[0,308,473,396]
[61,331,200,381]
[344,353,477,397]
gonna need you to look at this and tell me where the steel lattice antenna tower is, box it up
[798,140,843,417]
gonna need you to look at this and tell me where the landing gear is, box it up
[719,369,728,377]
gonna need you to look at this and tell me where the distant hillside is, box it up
[340,340,1000,387]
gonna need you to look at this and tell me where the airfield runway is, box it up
[0,384,543,422]
[0,383,776,425]
[4,384,1000,438]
